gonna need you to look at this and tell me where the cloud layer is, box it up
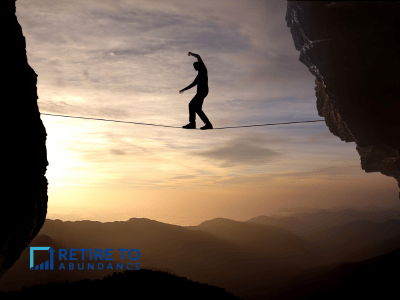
[15,0,400,222]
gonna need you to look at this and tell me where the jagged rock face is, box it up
[0,0,48,278]
[286,1,400,198]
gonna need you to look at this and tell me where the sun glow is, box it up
[43,118,89,186]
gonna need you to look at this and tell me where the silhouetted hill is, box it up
[37,218,251,278]
[348,205,399,212]
[307,219,400,248]
[247,215,308,234]
[0,218,248,294]
[248,208,400,237]
[0,269,242,300]
[304,219,400,262]
[269,248,400,300]
[276,207,320,213]
[187,218,325,267]
[2,212,399,300]
[248,210,400,264]
[325,205,359,212]
[290,208,400,229]
[5,218,302,299]
[339,230,400,263]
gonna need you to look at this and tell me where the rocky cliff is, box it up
[286,1,400,198]
[0,0,48,278]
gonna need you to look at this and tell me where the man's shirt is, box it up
[194,61,208,94]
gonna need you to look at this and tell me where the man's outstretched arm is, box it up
[180,77,198,93]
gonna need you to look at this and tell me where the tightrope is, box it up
[40,113,325,129]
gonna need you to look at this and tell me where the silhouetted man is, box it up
[179,52,213,130]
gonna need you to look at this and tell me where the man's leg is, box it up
[195,94,212,128]
[189,96,198,124]
[196,107,211,125]
[183,95,199,129]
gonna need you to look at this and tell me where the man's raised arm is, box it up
[189,52,203,63]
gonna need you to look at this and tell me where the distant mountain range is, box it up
[248,208,400,237]
[0,206,399,300]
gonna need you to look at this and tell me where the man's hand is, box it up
[189,52,199,57]
[189,52,202,63]
[179,89,185,94]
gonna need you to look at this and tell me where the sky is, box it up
[16,0,400,226]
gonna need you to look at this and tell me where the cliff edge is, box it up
[0,0,48,278]
[286,1,400,198]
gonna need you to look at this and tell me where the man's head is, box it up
[193,62,200,71]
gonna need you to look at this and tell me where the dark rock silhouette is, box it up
[0,0,48,278]
[0,269,242,299]
[285,1,400,198]
[269,247,400,300]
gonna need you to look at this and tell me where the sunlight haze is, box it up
[16,0,399,225]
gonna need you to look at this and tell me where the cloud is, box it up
[39,100,130,119]
[82,69,90,81]
[169,175,197,180]
[243,56,313,84]
[191,133,283,167]
[19,0,335,178]
[110,149,126,155]
[199,164,365,188]
[272,164,363,179]
[18,0,314,107]
[305,131,338,144]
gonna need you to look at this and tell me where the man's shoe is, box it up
[200,124,213,130]
[183,122,196,129]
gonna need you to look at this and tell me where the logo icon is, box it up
[30,247,55,270]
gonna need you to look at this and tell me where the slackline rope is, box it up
[41,113,325,129]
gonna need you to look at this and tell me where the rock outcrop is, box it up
[286,1,400,198]
[0,0,48,278]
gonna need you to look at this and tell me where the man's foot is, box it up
[200,124,213,130]
[183,122,196,129]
